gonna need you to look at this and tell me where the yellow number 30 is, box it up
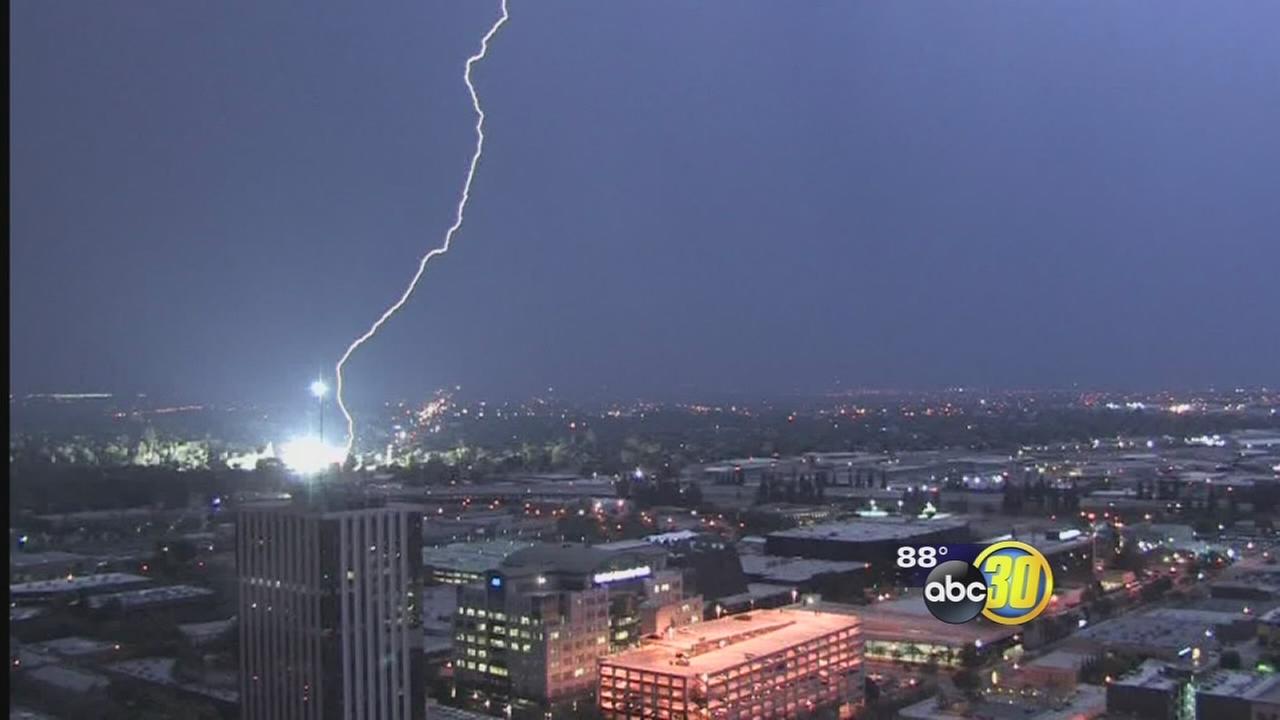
[982,555,1041,609]
[975,541,1054,625]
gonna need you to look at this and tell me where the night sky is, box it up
[11,1,1280,404]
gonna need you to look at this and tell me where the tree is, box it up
[753,481,770,505]
[156,538,198,569]
[864,676,881,704]
[890,647,906,666]
[958,644,982,669]
[1093,595,1116,620]
[683,483,704,507]
[1081,581,1102,605]
[1141,577,1173,603]
[904,643,925,665]
[783,481,798,503]
[1081,652,1139,685]
[952,668,981,699]
[556,503,605,543]
[1115,541,1149,574]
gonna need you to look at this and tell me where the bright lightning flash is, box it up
[280,436,346,476]
[334,0,510,460]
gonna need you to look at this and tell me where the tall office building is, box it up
[453,542,702,719]
[238,495,425,720]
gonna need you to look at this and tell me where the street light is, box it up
[310,378,329,442]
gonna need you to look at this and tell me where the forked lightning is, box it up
[334,0,510,459]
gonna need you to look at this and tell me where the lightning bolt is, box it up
[334,0,510,460]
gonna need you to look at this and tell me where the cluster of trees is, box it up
[613,472,702,506]
[624,479,703,509]
[1001,477,1082,514]
[1113,540,1149,573]
[552,501,652,544]
[9,428,213,470]
[10,465,284,518]
[1140,576,1174,602]
[1081,652,1141,684]
[732,509,799,536]
[949,645,985,700]
[753,476,826,505]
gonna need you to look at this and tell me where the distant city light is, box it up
[280,436,344,475]
[310,379,329,399]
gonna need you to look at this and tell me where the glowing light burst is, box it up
[334,0,511,459]
[280,436,346,475]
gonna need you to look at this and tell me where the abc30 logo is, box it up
[899,542,1054,625]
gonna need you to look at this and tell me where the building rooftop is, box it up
[1196,669,1280,700]
[806,452,888,465]
[1144,607,1250,627]
[503,543,614,575]
[426,700,501,720]
[1110,660,1184,692]
[11,605,48,622]
[107,657,239,704]
[601,608,859,678]
[29,636,118,657]
[178,617,236,643]
[716,584,796,608]
[1073,613,1220,653]
[1218,565,1280,584]
[824,596,1019,647]
[410,478,619,501]
[9,550,88,569]
[12,646,57,671]
[768,516,968,543]
[593,539,673,562]
[1024,649,1092,672]
[703,458,783,473]
[503,541,666,578]
[899,684,1105,720]
[10,572,149,595]
[10,708,58,720]
[26,664,111,694]
[644,530,700,545]
[422,540,533,574]
[739,555,867,584]
[87,584,213,610]
[34,507,156,524]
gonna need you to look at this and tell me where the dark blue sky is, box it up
[11,1,1280,404]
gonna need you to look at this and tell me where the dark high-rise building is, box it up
[237,495,424,720]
